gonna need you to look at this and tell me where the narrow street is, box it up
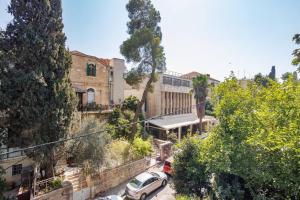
[96,163,176,200]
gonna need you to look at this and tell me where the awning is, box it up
[147,113,200,130]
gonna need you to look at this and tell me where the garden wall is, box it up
[32,181,73,200]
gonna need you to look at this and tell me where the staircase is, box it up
[64,168,87,192]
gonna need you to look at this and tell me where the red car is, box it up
[163,157,173,176]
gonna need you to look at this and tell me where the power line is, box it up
[0,103,203,157]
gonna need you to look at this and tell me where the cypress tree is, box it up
[0,0,76,178]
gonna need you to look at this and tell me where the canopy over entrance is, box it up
[147,113,199,130]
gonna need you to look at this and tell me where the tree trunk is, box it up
[131,69,156,139]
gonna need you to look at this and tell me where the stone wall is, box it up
[32,182,73,200]
[89,157,150,197]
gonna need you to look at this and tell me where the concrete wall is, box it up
[110,58,126,104]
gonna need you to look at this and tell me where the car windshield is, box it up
[129,178,142,189]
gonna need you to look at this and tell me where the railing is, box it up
[162,75,191,88]
[78,103,119,112]
[33,176,63,197]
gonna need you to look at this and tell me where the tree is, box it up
[253,73,270,87]
[268,65,276,80]
[292,34,300,72]
[120,0,166,135]
[281,71,298,81]
[173,136,209,197]
[191,75,208,133]
[0,167,7,200]
[0,0,77,178]
[205,99,214,117]
[122,95,140,112]
[66,117,110,174]
[204,77,300,198]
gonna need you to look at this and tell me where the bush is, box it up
[175,195,200,200]
[66,117,111,173]
[131,137,152,159]
[0,167,7,200]
[173,137,209,197]
[122,95,139,111]
[106,139,132,166]
[50,178,62,190]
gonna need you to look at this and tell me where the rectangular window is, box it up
[12,164,22,176]
[86,63,96,77]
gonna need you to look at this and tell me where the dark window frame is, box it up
[12,164,22,176]
[86,63,97,77]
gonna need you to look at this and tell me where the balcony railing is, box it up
[0,147,25,160]
[78,103,119,112]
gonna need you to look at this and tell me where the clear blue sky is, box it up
[1,0,299,81]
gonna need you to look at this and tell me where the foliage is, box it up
[107,107,142,141]
[281,71,298,81]
[167,131,178,143]
[0,167,7,200]
[0,0,77,178]
[122,95,140,111]
[120,0,166,135]
[175,194,200,200]
[131,137,152,159]
[50,178,62,190]
[253,73,270,87]
[173,136,209,196]
[191,75,208,133]
[292,34,300,72]
[204,76,300,199]
[205,100,215,117]
[268,66,276,80]
[66,117,110,174]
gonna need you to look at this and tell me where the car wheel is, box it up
[140,193,147,200]
[161,179,167,187]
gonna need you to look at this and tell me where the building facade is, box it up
[70,51,125,111]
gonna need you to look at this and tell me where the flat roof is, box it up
[147,114,217,130]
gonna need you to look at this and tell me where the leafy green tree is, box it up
[66,117,110,174]
[253,73,270,87]
[268,65,276,80]
[122,95,140,111]
[0,0,77,178]
[173,136,209,197]
[205,99,215,117]
[204,77,300,199]
[292,34,300,72]
[120,0,166,135]
[191,75,208,133]
[281,71,298,81]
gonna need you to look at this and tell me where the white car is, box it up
[126,172,168,200]
[97,195,123,200]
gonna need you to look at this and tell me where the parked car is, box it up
[126,172,168,200]
[97,195,123,200]
[162,157,173,176]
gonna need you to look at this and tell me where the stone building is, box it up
[70,51,125,111]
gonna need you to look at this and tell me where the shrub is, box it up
[131,137,153,159]
[175,195,200,200]
[106,139,132,166]
[0,167,7,199]
[50,178,62,190]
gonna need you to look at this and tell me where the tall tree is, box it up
[120,0,166,135]
[253,73,270,87]
[292,34,300,72]
[268,65,276,80]
[0,0,76,178]
[191,75,208,133]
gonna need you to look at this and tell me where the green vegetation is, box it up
[131,137,152,159]
[66,117,110,174]
[108,96,143,140]
[292,34,300,72]
[50,178,62,190]
[174,76,300,199]
[173,136,208,197]
[120,0,166,135]
[191,75,208,133]
[0,0,76,178]
[205,100,215,117]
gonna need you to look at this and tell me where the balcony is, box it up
[77,103,117,113]
[0,147,25,160]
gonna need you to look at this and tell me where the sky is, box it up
[0,0,299,81]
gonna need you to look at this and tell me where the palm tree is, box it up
[191,75,208,134]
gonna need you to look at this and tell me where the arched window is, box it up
[87,88,95,103]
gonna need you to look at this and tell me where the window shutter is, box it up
[94,64,96,76]
[86,63,89,76]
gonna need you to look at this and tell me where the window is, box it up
[87,88,95,103]
[86,63,96,76]
[12,164,22,176]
